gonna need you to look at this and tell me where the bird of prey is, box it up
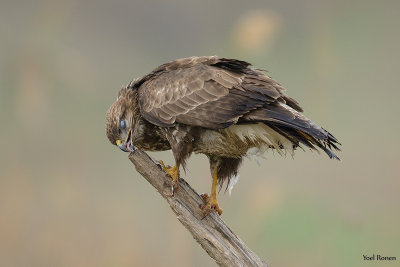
[105,56,340,215]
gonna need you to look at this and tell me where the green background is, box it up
[1,0,399,266]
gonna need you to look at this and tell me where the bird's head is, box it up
[105,87,138,152]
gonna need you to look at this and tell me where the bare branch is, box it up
[128,150,267,267]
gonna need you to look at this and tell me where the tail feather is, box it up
[270,124,341,160]
[241,101,341,160]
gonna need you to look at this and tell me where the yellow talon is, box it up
[201,193,223,215]
[201,169,223,215]
[158,160,178,182]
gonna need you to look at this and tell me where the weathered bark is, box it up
[128,150,267,267]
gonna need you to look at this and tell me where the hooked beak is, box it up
[116,129,135,152]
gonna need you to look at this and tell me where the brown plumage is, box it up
[105,56,341,215]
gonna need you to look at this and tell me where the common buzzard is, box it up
[105,56,340,215]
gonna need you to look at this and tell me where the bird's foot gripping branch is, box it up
[158,160,179,196]
[128,150,268,267]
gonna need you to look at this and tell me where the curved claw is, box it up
[169,179,179,197]
[201,193,223,215]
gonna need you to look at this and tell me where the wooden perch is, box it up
[128,150,267,267]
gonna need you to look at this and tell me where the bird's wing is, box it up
[137,57,340,158]
[138,58,298,129]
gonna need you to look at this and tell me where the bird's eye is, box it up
[120,120,126,129]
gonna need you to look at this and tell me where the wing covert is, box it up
[138,63,245,128]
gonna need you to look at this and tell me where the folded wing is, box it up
[136,57,340,159]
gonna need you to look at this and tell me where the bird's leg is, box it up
[201,169,222,215]
[158,160,179,196]
[158,160,178,181]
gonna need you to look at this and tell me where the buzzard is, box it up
[105,56,340,215]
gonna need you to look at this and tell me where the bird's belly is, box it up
[193,123,294,158]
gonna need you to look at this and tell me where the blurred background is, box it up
[1,0,399,266]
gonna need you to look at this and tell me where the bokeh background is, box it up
[1,0,399,266]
